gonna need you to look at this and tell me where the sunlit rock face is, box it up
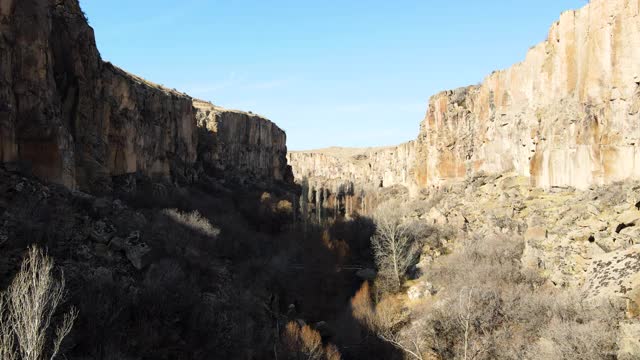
[415,0,640,190]
[288,142,416,190]
[194,100,291,183]
[291,0,640,194]
[287,143,416,218]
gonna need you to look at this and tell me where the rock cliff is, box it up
[290,0,640,194]
[288,142,415,189]
[195,100,291,184]
[415,0,640,189]
[287,143,415,219]
[0,0,290,193]
[0,0,198,193]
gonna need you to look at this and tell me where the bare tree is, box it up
[351,283,425,360]
[0,295,16,360]
[0,246,77,360]
[458,287,474,360]
[371,201,420,292]
[375,297,425,360]
[283,321,341,360]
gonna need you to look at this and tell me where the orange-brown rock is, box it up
[415,0,640,189]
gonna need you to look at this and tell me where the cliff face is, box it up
[288,142,416,189]
[290,0,640,194]
[0,0,290,193]
[194,100,291,183]
[415,0,640,189]
[287,143,416,219]
[0,0,198,193]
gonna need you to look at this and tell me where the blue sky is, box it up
[80,0,586,150]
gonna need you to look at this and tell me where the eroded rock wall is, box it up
[0,0,198,193]
[0,0,291,193]
[415,0,640,189]
[288,142,416,190]
[287,143,416,219]
[194,100,291,183]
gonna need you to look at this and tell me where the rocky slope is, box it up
[388,172,640,359]
[0,0,290,194]
[415,0,640,189]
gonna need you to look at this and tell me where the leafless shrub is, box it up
[351,282,426,359]
[283,321,341,360]
[0,295,16,360]
[0,246,77,360]
[371,201,421,292]
[369,234,623,360]
[162,209,220,238]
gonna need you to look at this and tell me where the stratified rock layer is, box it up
[415,0,640,189]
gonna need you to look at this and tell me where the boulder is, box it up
[89,220,116,243]
[125,242,152,271]
[407,281,435,301]
[619,210,640,227]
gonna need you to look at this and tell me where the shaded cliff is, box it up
[415,0,640,189]
[194,100,291,184]
[0,0,290,194]
[0,0,199,193]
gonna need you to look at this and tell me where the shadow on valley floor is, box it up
[0,168,400,359]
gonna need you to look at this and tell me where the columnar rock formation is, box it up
[415,0,640,189]
[0,0,290,193]
[194,100,291,183]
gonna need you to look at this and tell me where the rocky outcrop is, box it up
[402,172,640,314]
[415,0,640,189]
[0,0,290,194]
[194,100,291,183]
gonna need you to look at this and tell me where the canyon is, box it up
[1,0,640,358]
